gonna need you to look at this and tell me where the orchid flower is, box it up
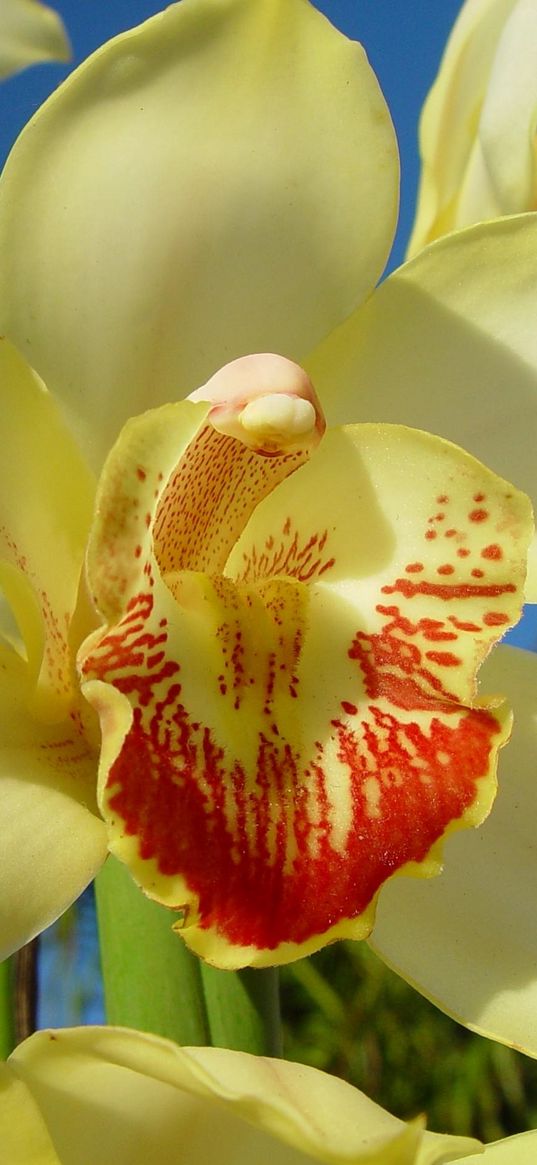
[0,0,536,1049]
[0,0,69,79]
[0,1026,482,1165]
[407,0,537,256]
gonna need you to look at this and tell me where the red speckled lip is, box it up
[79,404,530,966]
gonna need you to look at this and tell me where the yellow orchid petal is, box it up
[78,356,531,969]
[407,0,518,253]
[7,1026,481,1164]
[369,645,537,1057]
[408,0,537,254]
[306,215,537,601]
[0,0,69,80]
[458,1131,537,1163]
[0,0,398,470]
[0,1063,60,1165]
[0,338,95,720]
[474,0,537,214]
[0,642,106,962]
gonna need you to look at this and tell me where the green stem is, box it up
[0,958,15,1059]
[200,964,282,1057]
[95,855,283,1056]
[95,856,210,1046]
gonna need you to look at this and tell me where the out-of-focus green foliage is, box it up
[281,942,537,1142]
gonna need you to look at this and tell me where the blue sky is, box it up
[2,0,464,267]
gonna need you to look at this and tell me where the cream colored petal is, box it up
[458,1132,537,1163]
[0,0,398,471]
[407,0,518,253]
[470,0,537,215]
[0,1064,60,1164]
[0,338,95,719]
[0,643,106,961]
[369,645,537,1057]
[8,1026,481,1165]
[306,216,537,600]
[0,0,69,79]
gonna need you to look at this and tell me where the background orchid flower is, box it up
[0,0,69,79]
[0,1025,482,1164]
[0,338,107,961]
[407,0,537,256]
[0,0,536,1047]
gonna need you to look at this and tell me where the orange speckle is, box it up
[457,548,470,558]
[471,569,484,579]
[481,544,503,561]
[425,530,437,541]
[136,467,146,482]
[437,564,454,576]
[405,562,424,573]
[469,509,488,523]
[445,529,457,538]
[134,545,142,559]
[341,701,358,716]
[436,495,449,504]
[425,651,461,667]
[473,492,485,503]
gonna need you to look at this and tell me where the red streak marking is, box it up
[425,530,437,540]
[425,651,461,667]
[469,509,488,523]
[457,548,470,558]
[84,569,505,954]
[437,565,454,576]
[147,651,166,669]
[471,569,484,579]
[449,617,480,632]
[481,544,503,561]
[483,612,510,626]
[341,701,358,716]
[382,578,515,601]
[405,563,424,574]
[318,557,336,576]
